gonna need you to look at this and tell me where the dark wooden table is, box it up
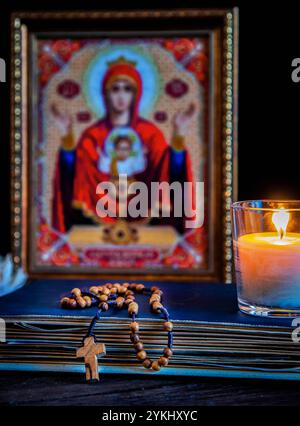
[1,372,300,406]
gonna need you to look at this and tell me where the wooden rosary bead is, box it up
[130,333,140,344]
[136,284,145,293]
[163,321,173,332]
[126,295,135,301]
[102,288,110,296]
[152,301,162,312]
[110,287,117,294]
[125,298,135,306]
[106,283,113,289]
[129,322,139,332]
[143,359,152,369]
[150,293,160,299]
[163,348,173,358]
[118,286,127,294]
[136,350,147,360]
[76,296,86,308]
[71,288,81,297]
[151,286,159,292]
[69,298,77,309]
[128,302,138,315]
[60,297,70,307]
[151,360,161,371]
[153,289,163,296]
[89,286,99,295]
[158,356,169,366]
[129,283,137,290]
[134,341,144,352]
[123,283,130,289]
[113,283,121,291]
[97,286,103,292]
[83,296,92,307]
[98,294,108,302]
[115,296,125,308]
[99,302,108,311]
[149,294,160,304]
[125,290,134,296]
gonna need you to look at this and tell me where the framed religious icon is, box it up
[11,9,238,281]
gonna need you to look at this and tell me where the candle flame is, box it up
[272,208,290,240]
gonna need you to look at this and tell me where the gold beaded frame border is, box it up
[223,11,239,283]
[10,9,238,282]
[11,17,27,271]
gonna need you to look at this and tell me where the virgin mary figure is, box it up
[51,56,196,234]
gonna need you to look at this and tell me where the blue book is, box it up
[0,279,299,381]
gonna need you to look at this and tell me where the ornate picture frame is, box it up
[11,9,238,281]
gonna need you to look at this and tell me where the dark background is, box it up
[0,0,299,256]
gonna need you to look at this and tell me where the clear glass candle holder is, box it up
[231,200,300,317]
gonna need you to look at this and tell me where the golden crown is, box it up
[107,56,137,68]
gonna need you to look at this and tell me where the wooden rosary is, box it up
[60,283,173,382]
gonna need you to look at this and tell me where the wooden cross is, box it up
[76,336,106,382]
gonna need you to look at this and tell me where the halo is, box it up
[83,44,161,118]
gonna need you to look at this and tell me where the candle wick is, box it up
[280,228,284,240]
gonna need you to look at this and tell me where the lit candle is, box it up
[235,208,300,310]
